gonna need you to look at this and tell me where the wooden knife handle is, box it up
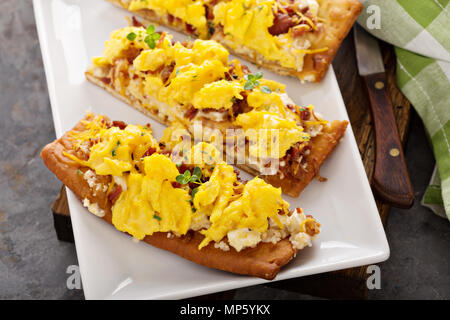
[363,73,414,208]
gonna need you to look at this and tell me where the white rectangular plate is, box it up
[34,0,389,300]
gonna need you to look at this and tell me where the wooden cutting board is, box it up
[51,30,411,300]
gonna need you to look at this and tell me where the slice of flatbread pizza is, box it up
[107,0,362,82]
[41,113,320,280]
[86,26,348,197]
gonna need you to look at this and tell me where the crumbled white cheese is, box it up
[289,232,312,250]
[195,110,228,122]
[261,228,284,244]
[296,0,319,16]
[302,74,317,82]
[280,93,296,108]
[82,198,105,218]
[307,124,323,137]
[83,169,104,196]
[190,213,212,231]
[227,228,261,252]
[214,241,230,251]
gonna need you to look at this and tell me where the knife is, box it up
[354,24,414,208]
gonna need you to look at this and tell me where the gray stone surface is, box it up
[0,0,448,300]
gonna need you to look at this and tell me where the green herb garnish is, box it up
[260,85,272,94]
[153,214,162,221]
[126,32,137,41]
[111,140,121,157]
[244,72,263,90]
[176,167,202,185]
[144,24,160,49]
[77,169,83,176]
[191,187,200,199]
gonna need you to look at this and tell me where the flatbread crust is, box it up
[107,0,362,82]
[40,115,308,280]
[86,71,348,197]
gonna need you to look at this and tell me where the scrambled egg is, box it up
[92,27,150,67]
[66,120,159,176]
[193,80,243,110]
[214,0,298,69]
[134,39,231,107]
[199,177,287,250]
[128,0,208,38]
[113,154,192,239]
[234,110,310,158]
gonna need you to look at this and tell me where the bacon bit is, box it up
[286,104,296,113]
[300,109,311,121]
[268,13,294,35]
[143,147,157,157]
[177,164,192,175]
[296,207,302,214]
[305,219,320,236]
[205,4,215,20]
[167,14,175,24]
[160,62,175,84]
[122,46,142,64]
[234,168,241,181]
[232,96,251,117]
[101,77,111,85]
[292,25,310,37]
[290,146,300,159]
[131,16,144,27]
[185,23,196,35]
[172,181,182,188]
[240,64,251,75]
[88,137,100,147]
[108,185,123,205]
[157,32,166,45]
[112,120,127,130]
[185,106,198,120]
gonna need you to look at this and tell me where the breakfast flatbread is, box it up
[41,114,320,280]
[107,0,362,82]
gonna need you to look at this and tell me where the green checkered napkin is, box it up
[357,0,450,220]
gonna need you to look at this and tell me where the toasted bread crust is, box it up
[40,116,301,280]
[107,0,362,82]
[263,120,348,196]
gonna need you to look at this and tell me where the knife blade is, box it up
[354,24,385,76]
[353,24,414,208]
